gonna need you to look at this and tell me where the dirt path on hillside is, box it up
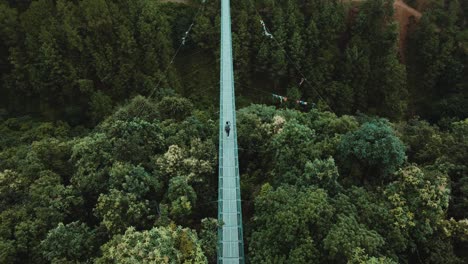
[345,0,421,17]
[394,0,422,19]
[345,0,422,59]
[393,0,422,60]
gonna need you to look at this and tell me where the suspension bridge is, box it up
[155,0,425,262]
[217,0,245,263]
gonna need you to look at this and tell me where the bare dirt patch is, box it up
[393,0,422,60]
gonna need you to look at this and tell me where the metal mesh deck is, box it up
[217,0,245,263]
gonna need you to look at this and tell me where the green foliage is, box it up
[420,234,464,264]
[302,157,340,191]
[0,100,466,262]
[157,96,194,121]
[0,2,17,47]
[347,247,397,264]
[2,0,179,123]
[339,119,406,182]
[1,0,464,123]
[341,0,407,119]
[324,214,385,260]
[94,189,153,235]
[440,218,468,242]
[155,139,217,221]
[199,218,218,264]
[155,141,215,183]
[90,91,114,124]
[0,170,26,209]
[71,133,113,195]
[396,118,444,164]
[308,111,359,156]
[99,118,165,163]
[237,109,272,169]
[160,114,216,147]
[97,225,207,264]
[385,165,450,241]
[0,118,71,152]
[109,162,161,198]
[29,170,82,224]
[93,162,161,235]
[445,119,468,219]
[249,184,333,263]
[109,95,159,123]
[406,3,466,121]
[167,176,197,220]
[0,238,15,264]
[271,119,319,185]
[41,221,96,263]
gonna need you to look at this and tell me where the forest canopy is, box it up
[0,0,467,263]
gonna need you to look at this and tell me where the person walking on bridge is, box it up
[225,121,231,137]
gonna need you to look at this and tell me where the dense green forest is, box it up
[0,0,467,263]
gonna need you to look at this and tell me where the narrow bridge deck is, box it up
[217,0,244,263]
